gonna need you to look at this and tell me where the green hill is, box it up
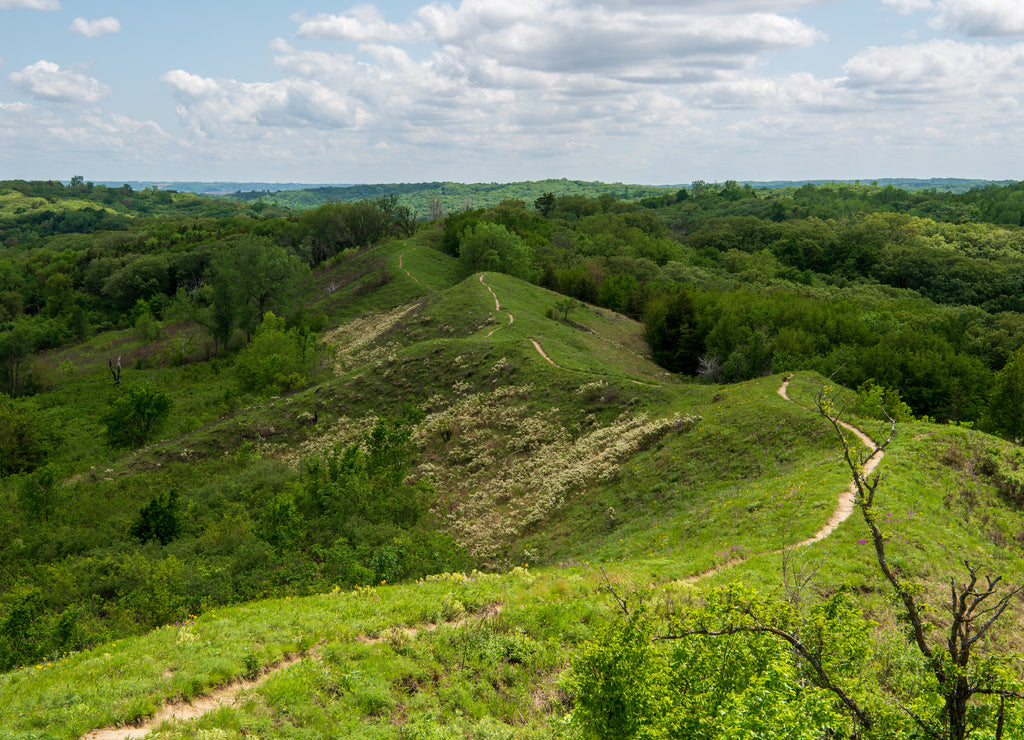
[5,184,1024,738]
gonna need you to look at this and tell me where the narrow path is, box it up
[398,251,422,285]
[80,654,304,739]
[478,273,514,338]
[683,374,884,582]
[80,605,503,739]
[530,338,564,369]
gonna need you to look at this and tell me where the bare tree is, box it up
[653,382,1024,739]
[816,383,1024,740]
[428,196,445,223]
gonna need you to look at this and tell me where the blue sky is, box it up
[2,0,1024,184]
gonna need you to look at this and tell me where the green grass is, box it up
[6,233,1024,738]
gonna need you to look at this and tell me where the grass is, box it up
[6,232,1024,737]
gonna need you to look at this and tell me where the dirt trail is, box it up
[398,251,422,285]
[80,654,303,740]
[478,273,514,338]
[530,338,564,369]
[683,375,883,583]
[79,605,504,740]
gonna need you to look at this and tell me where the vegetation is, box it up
[4,176,1024,737]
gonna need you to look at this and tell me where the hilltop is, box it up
[4,179,1024,737]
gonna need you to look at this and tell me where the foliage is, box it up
[0,394,50,476]
[131,490,183,546]
[100,383,173,449]
[457,221,532,280]
[233,311,324,396]
[569,587,858,739]
[988,346,1024,440]
[643,290,702,375]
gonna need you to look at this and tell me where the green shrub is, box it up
[131,490,183,546]
[100,383,172,449]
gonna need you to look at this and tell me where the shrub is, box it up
[101,383,172,449]
[131,490,183,545]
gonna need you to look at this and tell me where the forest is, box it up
[5,176,1024,738]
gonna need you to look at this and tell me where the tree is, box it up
[535,191,556,217]
[131,490,182,546]
[643,290,703,375]
[0,324,33,396]
[988,347,1024,440]
[816,384,1024,740]
[101,384,172,449]
[457,222,531,279]
[0,395,50,476]
[207,236,308,342]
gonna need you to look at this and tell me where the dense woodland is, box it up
[3,174,1024,689]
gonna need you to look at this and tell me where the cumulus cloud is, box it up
[162,69,366,132]
[842,39,1024,97]
[68,17,121,38]
[10,60,111,103]
[415,1,823,76]
[293,6,422,42]
[0,0,59,9]
[930,0,1024,36]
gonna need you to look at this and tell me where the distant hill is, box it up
[740,177,1014,193]
[90,181,349,195]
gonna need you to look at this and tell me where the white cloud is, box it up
[68,17,122,38]
[842,39,1024,98]
[0,0,59,9]
[293,6,422,42]
[882,0,933,14]
[9,60,111,103]
[415,1,823,76]
[162,69,366,132]
[930,0,1024,36]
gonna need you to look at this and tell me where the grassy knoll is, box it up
[6,230,1024,738]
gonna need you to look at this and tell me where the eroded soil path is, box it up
[478,273,515,338]
[682,375,884,583]
[80,605,504,739]
[398,251,422,285]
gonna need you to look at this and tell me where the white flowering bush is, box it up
[411,383,701,557]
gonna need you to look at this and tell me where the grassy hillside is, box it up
[5,224,1024,738]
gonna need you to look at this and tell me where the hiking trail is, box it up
[682,374,884,583]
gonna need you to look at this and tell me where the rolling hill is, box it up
[4,224,1024,739]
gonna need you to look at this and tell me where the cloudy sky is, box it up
[1,0,1023,184]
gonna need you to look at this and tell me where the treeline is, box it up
[437,184,1024,434]
[643,179,1024,228]
[0,193,416,395]
[236,178,674,216]
[0,179,278,248]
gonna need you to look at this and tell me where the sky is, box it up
[1,0,1023,185]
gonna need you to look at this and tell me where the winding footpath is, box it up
[80,606,504,739]
[478,273,515,338]
[683,375,884,582]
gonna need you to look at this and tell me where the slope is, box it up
[6,234,1024,738]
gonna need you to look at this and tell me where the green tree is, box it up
[101,384,172,449]
[207,237,308,342]
[643,290,703,375]
[234,311,320,396]
[534,191,556,216]
[457,221,531,279]
[0,394,49,476]
[131,490,183,546]
[989,347,1024,440]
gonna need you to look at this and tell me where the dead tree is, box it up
[816,383,1024,740]
[108,355,121,386]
